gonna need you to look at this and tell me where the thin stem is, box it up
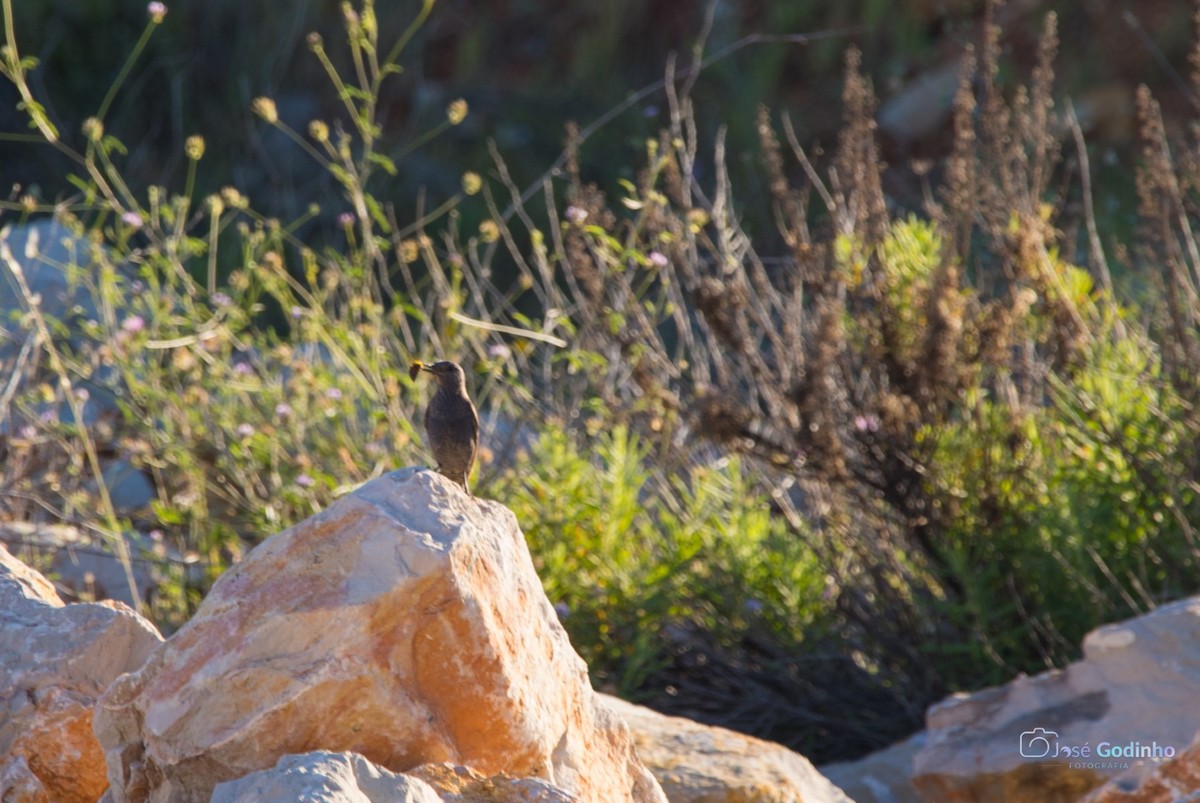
[0,241,143,612]
[380,0,435,72]
[96,19,160,122]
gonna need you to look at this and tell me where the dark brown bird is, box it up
[414,360,479,495]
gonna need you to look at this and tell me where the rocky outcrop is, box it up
[210,751,574,803]
[912,597,1200,801]
[95,468,665,803]
[602,695,851,803]
[0,544,162,803]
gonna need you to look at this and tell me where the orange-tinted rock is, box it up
[95,468,664,803]
[912,598,1200,801]
[1083,731,1200,802]
[0,545,162,803]
[602,694,852,802]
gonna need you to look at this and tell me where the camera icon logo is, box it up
[1019,728,1058,758]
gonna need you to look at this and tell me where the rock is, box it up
[212,751,576,802]
[95,468,665,803]
[0,544,163,803]
[100,460,156,514]
[407,762,574,801]
[0,220,102,343]
[210,751,443,803]
[819,731,926,803]
[877,58,964,146]
[912,596,1200,801]
[600,694,852,803]
[0,220,127,427]
[1082,730,1200,802]
[0,521,159,608]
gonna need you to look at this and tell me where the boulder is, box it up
[0,544,163,803]
[1082,730,1200,802]
[95,468,665,803]
[912,597,1200,801]
[211,751,575,802]
[601,694,852,803]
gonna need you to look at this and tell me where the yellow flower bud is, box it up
[447,98,468,126]
[82,117,103,142]
[461,172,482,196]
[252,97,278,125]
[185,134,205,160]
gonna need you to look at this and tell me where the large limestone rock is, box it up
[95,468,665,803]
[601,694,852,803]
[913,597,1200,801]
[0,544,163,803]
[212,751,574,802]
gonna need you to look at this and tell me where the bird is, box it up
[411,359,479,496]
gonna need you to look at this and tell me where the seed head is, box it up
[252,97,278,125]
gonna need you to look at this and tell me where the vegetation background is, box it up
[2,0,1200,764]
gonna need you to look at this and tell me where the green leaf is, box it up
[367,152,397,177]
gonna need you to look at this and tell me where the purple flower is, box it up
[295,474,315,488]
[75,388,89,402]
[290,305,304,319]
[149,529,164,542]
[130,280,145,293]
[211,292,232,308]
[337,212,355,227]
[236,423,255,437]
[121,315,145,333]
[324,388,343,400]
[855,414,881,433]
[147,2,166,22]
[274,403,292,419]
[233,362,254,376]
[648,251,668,268]
[488,343,511,360]
[121,211,144,230]
[17,425,35,440]
[564,206,587,224]
[554,601,570,620]
[743,598,764,615]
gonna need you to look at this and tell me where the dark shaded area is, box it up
[2,1,1195,233]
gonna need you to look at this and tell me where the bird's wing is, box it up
[469,401,481,463]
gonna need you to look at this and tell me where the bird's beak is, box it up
[419,364,435,373]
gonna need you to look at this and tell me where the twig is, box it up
[501,26,866,220]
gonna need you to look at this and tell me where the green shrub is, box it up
[497,423,830,696]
